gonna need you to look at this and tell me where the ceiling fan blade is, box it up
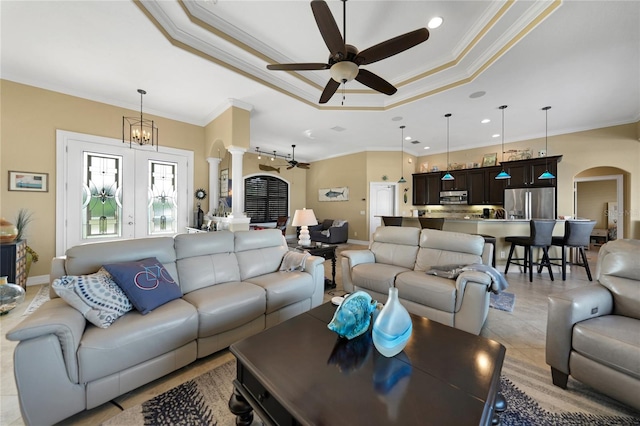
[297,163,311,169]
[319,78,341,103]
[267,63,329,71]
[311,0,346,60]
[355,28,429,66]
[287,165,295,170]
[355,69,397,95]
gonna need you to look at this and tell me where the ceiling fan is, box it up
[267,0,429,104]
[287,145,310,169]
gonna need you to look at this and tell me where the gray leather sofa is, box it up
[546,238,640,411]
[341,227,497,335]
[6,229,325,425]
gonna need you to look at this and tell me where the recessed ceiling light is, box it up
[423,146,430,150]
[469,91,486,99]
[492,134,500,138]
[481,119,491,124]
[428,17,443,29]
[405,136,411,140]
[391,116,403,122]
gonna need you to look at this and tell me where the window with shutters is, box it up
[244,175,288,223]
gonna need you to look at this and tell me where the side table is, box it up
[293,244,337,289]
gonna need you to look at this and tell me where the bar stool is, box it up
[548,220,596,281]
[382,216,403,226]
[504,220,556,282]
[418,217,444,230]
[475,234,497,267]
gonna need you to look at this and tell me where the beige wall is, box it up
[0,81,206,277]
[305,152,367,239]
[2,80,639,281]
[576,180,617,229]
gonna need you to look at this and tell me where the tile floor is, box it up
[0,245,601,425]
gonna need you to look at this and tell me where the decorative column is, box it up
[227,146,246,218]
[206,157,221,214]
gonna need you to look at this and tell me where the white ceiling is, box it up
[2,0,639,163]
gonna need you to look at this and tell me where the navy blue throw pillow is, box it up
[103,257,181,314]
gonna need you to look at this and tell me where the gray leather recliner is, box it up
[546,239,640,411]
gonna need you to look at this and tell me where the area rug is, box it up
[21,284,50,317]
[490,291,516,312]
[103,358,640,426]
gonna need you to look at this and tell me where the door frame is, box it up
[368,182,399,240]
[573,174,624,239]
[56,130,194,256]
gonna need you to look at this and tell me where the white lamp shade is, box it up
[292,208,317,246]
[291,208,318,227]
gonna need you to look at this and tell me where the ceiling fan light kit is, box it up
[330,61,358,83]
[267,0,429,104]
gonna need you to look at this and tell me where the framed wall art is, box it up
[8,171,49,192]
[482,153,497,167]
[220,169,229,197]
[319,187,349,202]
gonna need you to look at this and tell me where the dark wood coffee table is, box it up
[229,303,506,425]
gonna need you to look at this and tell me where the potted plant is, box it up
[14,209,39,276]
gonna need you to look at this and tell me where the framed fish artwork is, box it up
[319,187,349,202]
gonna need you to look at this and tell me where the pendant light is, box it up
[122,89,158,150]
[441,113,454,181]
[398,125,407,183]
[495,105,511,180]
[538,106,556,180]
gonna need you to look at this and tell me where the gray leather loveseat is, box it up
[341,227,499,335]
[6,229,325,425]
[546,238,640,411]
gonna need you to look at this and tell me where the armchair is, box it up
[546,239,640,411]
[308,219,349,244]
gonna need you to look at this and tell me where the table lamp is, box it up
[292,208,317,246]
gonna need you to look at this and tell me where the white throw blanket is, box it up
[462,264,509,294]
[279,251,310,272]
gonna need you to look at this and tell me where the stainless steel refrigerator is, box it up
[504,187,556,220]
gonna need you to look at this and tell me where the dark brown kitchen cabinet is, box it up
[412,173,441,205]
[502,155,562,187]
[467,167,506,205]
[440,170,467,191]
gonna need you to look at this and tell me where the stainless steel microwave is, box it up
[440,190,468,205]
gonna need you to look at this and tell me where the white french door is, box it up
[369,182,398,240]
[56,130,193,255]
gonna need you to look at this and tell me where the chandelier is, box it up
[123,89,158,150]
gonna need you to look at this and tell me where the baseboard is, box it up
[27,275,49,286]
[347,239,368,246]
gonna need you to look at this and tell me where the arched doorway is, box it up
[574,167,627,241]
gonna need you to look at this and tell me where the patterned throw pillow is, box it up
[103,257,181,315]
[52,267,133,328]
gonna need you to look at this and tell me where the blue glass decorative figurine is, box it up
[372,287,412,357]
[327,291,378,340]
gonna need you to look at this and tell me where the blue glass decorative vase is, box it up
[372,287,412,357]
[327,291,378,340]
